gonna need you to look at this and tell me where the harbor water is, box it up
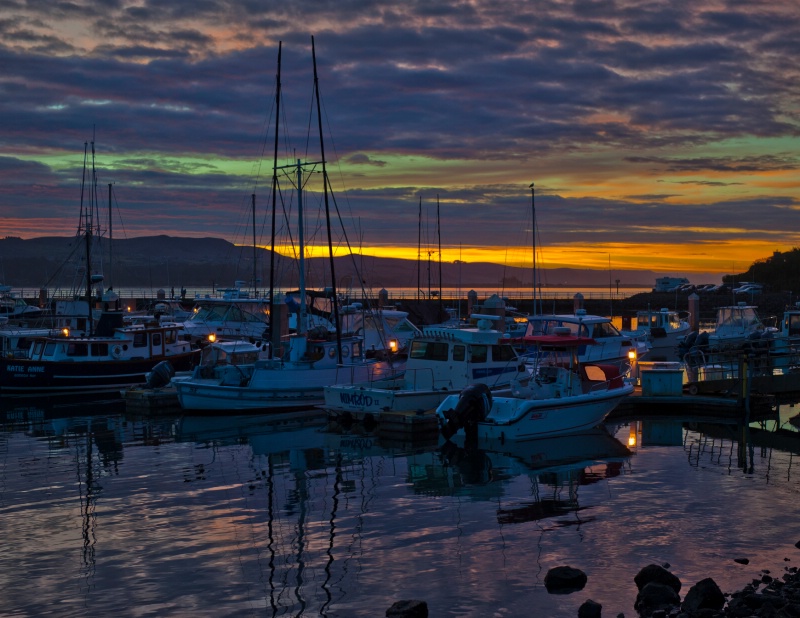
[2,400,800,617]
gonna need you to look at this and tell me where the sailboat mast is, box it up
[437,195,442,308]
[251,193,257,297]
[108,183,113,290]
[530,182,537,316]
[417,196,422,302]
[311,35,342,361]
[297,161,307,334]
[85,141,95,336]
[268,41,282,354]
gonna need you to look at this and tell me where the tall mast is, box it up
[251,193,257,297]
[296,161,307,333]
[312,35,341,362]
[437,194,442,308]
[108,183,113,290]
[530,182,538,316]
[268,41,282,354]
[417,196,422,302]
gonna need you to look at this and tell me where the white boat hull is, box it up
[324,382,452,415]
[437,384,634,441]
[174,363,386,412]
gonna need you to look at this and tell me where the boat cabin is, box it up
[26,325,189,362]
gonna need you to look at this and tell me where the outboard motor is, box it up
[677,331,698,359]
[441,383,493,440]
[145,360,175,389]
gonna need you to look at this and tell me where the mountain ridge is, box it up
[0,235,720,290]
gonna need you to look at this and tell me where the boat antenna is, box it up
[312,35,342,362]
[268,41,281,357]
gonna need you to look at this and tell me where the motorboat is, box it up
[322,314,525,418]
[678,303,777,363]
[707,303,775,349]
[436,329,634,442]
[514,309,649,370]
[180,286,270,343]
[0,289,42,321]
[0,296,199,396]
[338,304,421,358]
[622,307,690,362]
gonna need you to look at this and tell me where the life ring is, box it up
[111,345,123,359]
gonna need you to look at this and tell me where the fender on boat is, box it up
[441,383,493,440]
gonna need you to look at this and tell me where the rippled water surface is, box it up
[2,400,800,617]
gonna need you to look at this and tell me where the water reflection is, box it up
[5,403,800,616]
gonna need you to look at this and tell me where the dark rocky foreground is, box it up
[383,550,800,617]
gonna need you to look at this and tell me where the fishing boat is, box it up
[322,314,525,419]
[622,307,690,362]
[0,140,201,396]
[436,328,634,442]
[0,294,199,396]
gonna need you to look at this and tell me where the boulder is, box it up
[634,563,682,593]
[386,600,428,618]
[578,599,601,618]
[681,577,725,613]
[634,582,680,617]
[544,566,588,594]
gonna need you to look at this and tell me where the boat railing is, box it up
[683,341,800,382]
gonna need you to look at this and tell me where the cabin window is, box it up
[33,341,45,356]
[492,344,517,362]
[164,330,177,344]
[67,342,89,357]
[91,343,108,356]
[231,351,259,365]
[152,333,162,347]
[469,345,488,363]
[453,345,465,362]
[410,340,448,361]
[133,332,147,348]
[591,323,621,338]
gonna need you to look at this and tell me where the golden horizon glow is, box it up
[257,240,791,275]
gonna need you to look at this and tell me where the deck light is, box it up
[207,333,217,343]
[61,327,70,337]
[389,339,398,352]
[628,348,637,361]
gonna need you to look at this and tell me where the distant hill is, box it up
[0,235,718,291]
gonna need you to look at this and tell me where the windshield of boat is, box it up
[716,306,761,329]
[526,318,620,338]
[589,322,622,338]
[189,303,267,323]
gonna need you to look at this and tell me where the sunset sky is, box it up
[1,0,799,279]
